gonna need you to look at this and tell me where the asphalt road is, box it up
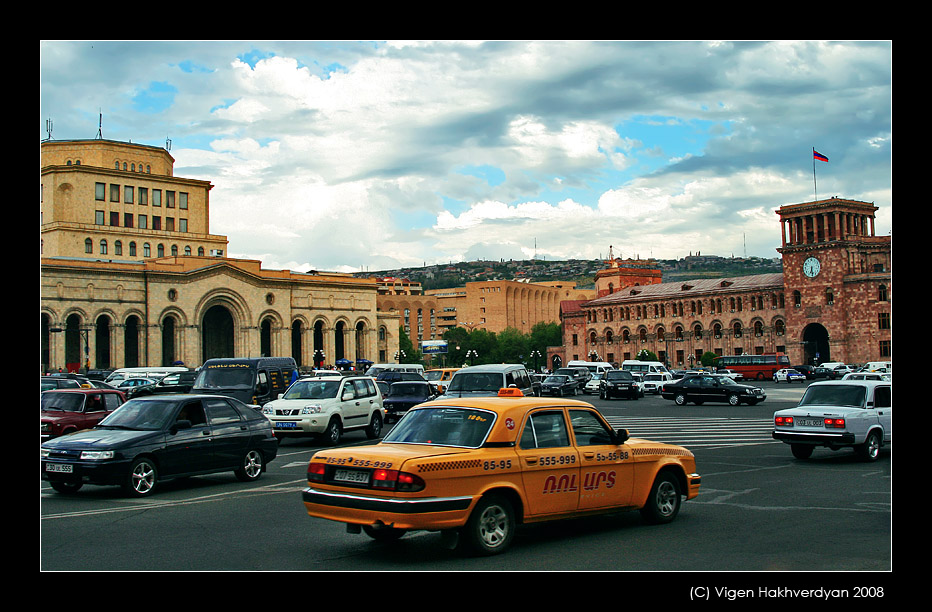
[40,380,892,580]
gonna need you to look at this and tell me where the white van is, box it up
[105,366,188,384]
[862,361,892,373]
[621,360,670,375]
[364,363,426,377]
[567,360,615,375]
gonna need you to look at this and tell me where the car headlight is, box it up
[80,450,114,460]
[302,404,324,414]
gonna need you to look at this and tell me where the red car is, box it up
[41,389,126,441]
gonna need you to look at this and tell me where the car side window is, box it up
[86,394,104,412]
[177,400,207,426]
[256,371,269,395]
[205,398,243,425]
[873,386,891,408]
[352,379,370,397]
[365,379,377,396]
[519,411,570,449]
[569,409,615,446]
[505,372,516,387]
[103,393,123,411]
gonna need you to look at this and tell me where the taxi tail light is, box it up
[824,418,846,429]
[307,461,326,482]
[774,415,794,426]
[372,468,426,492]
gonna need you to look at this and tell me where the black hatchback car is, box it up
[382,381,436,422]
[41,394,278,497]
[540,374,579,396]
[661,374,766,406]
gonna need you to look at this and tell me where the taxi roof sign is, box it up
[497,387,524,397]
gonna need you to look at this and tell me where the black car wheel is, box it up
[674,394,687,406]
[727,394,740,406]
[124,457,158,497]
[320,418,342,445]
[856,431,882,462]
[235,449,264,481]
[365,412,383,439]
[791,444,814,459]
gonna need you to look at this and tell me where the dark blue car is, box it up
[41,394,278,497]
[382,381,436,422]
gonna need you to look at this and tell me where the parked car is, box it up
[125,371,198,398]
[424,368,460,394]
[811,367,837,380]
[717,369,744,381]
[441,364,538,398]
[773,368,806,383]
[599,370,640,400]
[41,394,278,496]
[376,371,427,384]
[661,374,766,406]
[583,373,602,394]
[772,380,891,461]
[791,365,817,380]
[117,377,157,391]
[382,381,437,422]
[842,372,891,382]
[40,377,83,391]
[302,392,701,555]
[554,367,589,391]
[540,374,579,396]
[262,375,384,444]
[41,388,126,441]
[642,372,672,394]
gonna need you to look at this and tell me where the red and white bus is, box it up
[713,353,790,381]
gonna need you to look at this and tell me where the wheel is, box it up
[320,418,342,445]
[674,394,687,406]
[50,480,83,494]
[124,457,158,497]
[365,412,383,439]
[462,495,515,555]
[640,471,681,524]
[727,394,740,406]
[362,525,407,541]
[856,431,881,461]
[235,449,264,481]
[791,444,814,459]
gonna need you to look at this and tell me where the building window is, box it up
[153,217,161,230]
[878,284,888,301]
[110,184,120,202]
[85,238,93,253]
[124,185,134,204]
[124,213,133,228]
[152,190,161,207]
[179,192,188,209]
[166,217,175,231]
[129,242,137,256]
[110,212,119,226]
[138,215,147,229]
[139,187,148,206]
[878,312,891,330]
[157,244,164,257]
[179,218,188,232]
[184,246,191,256]
[95,183,106,201]
[114,241,122,255]
[143,243,151,257]
[95,210,105,225]
[99,240,107,255]
[171,245,178,256]
[166,191,175,208]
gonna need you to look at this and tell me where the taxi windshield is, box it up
[282,380,340,400]
[382,407,495,448]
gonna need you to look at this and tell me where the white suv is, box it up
[263,376,383,445]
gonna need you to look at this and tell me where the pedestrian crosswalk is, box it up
[603,416,777,449]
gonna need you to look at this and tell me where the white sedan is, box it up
[773,368,806,383]
[772,380,891,461]
[583,373,602,394]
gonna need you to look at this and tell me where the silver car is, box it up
[772,380,891,461]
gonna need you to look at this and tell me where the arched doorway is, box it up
[202,304,235,361]
[95,314,111,369]
[313,321,325,367]
[65,313,83,372]
[292,320,304,367]
[801,323,830,365]
[162,315,177,366]
[124,315,140,367]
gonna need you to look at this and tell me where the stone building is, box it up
[40,138,398,373]
[548,197,891,370]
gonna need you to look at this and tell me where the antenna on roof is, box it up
[166,137,172,151]
[96,110,103,139]
[45,118,53,140]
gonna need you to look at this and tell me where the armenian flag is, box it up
[813,149,829,162]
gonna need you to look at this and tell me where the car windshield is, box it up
[798,384,867,408]
[389,383,427,397]
[718,377,741,386]
[605,371,632,381]
[41,393,85,412]
[282,380,341,400]
[383,407,494,448]
[447,373,503,392]
[544,375,568,383]
[98,399,178,430]
[194,368,255,389]
[424,371,442,381]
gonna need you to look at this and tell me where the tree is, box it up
[700,351,719,368]
[397,326,423,363]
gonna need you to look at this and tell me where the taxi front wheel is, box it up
[640,472,681,524]
[462,495,515,555]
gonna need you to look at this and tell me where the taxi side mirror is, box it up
[614,428,629,444]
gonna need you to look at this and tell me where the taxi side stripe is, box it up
[303,487,472,514]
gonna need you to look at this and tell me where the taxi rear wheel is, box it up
[640,472,681,524]
[462,495,515,555]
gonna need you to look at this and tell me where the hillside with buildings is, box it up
[355,254,783,289]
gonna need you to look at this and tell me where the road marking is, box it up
[604,416,778,449]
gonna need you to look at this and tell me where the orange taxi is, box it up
[302,389,701,555]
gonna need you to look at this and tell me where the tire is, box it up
[365,412,383,439]
[320,418,342,445]
[727,394,740,406]
[856,431,882,462]
[791,444,814,459]
[462,495,515,556]
[640,471,681,524]
[674,394,687,406]
[234,449,264,482]
[124,457,158,497]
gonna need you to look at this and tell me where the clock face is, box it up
[803,256,821,278]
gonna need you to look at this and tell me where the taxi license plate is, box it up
[275,422,298,429]
[333,469,369,484]
[46,463,73,473]
[797,417,824,427]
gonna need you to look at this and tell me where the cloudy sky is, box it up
[39,40,892,273]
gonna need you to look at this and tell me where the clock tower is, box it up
[777,197,891,365]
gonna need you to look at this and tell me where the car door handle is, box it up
[583,452,595,459]
[525,457,539,465]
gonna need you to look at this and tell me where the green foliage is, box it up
[636,349,658,361]
[397,326,423,363]
[700,351,719,367]
[439,322,561,371]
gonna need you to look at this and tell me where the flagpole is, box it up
[812,147,818,202]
